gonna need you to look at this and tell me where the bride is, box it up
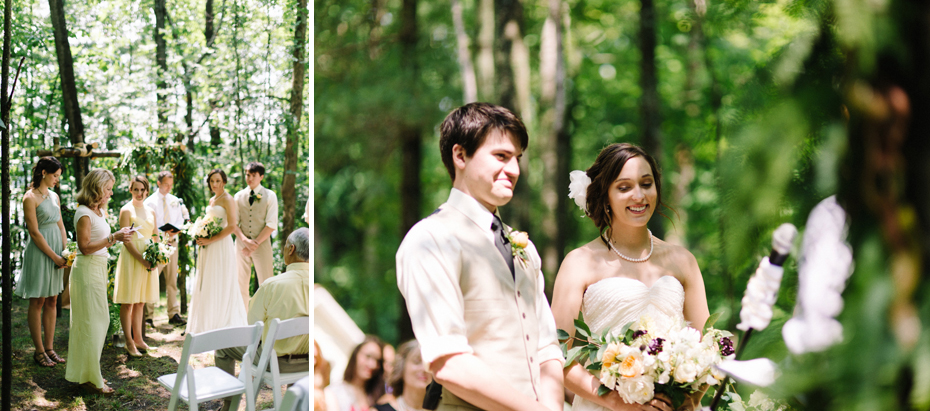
[186,169,248,334]
[551,143,710,411]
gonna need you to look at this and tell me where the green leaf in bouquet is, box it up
[597,342,608,362]
[565,346,584,367]
[596,384,612,397]
[588,346,600,364]
[655,383,687,409]
[557,328,571,342]
[575,312,592,339]
[703,311,722,334]
[586,361,602,372]
[617,321,635,339]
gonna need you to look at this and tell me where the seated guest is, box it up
[325,336,385,411]
[375,340,431,411]
[215,227,310,411]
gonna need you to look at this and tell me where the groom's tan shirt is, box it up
[397,189,563,410]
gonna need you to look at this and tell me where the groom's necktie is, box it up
[249,189,255,206]
[491,215,515,278]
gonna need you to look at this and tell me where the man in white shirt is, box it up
[143,171,190,326]
[396,103,564,411]
[233,162,279,309]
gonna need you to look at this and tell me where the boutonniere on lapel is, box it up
[508,230,530,266]
[171,200,179,207]
[249,191,263,202]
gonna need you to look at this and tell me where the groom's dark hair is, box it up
[439,102,528,182]
[245,161,265,176]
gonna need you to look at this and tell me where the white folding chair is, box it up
[158,322,264,411]
[276,376,310,411]
[251,317,311,410]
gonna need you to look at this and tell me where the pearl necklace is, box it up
[606,229,654,263]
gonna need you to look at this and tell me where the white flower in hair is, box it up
[568,170,591,213]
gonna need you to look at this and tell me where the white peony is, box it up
[616,375,655,404]
[568,170,591,213]
[673,360,698,383]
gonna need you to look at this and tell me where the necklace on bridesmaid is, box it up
[606,229,654,263]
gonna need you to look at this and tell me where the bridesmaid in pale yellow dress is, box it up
[65,169,131,396]
[112,175,159,357]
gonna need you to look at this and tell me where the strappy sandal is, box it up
[80,382,115,397]
[33,351,56,367]
[45,349,66,364]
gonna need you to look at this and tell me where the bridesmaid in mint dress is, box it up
[18,157,68,368]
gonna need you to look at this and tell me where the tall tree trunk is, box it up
[477,0,495,101]
[279,0,308,246]
[496,0,530,233]
[538,0,567,290]
[153,0,168,139]
[2,0,12,406]
[639,0,663,239]
[48,0,87,187]
[397,0,420,343]
[451,0,477,103]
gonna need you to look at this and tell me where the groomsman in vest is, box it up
[233,162,279,309]
[396,103,564,411]
[144,171,190,325]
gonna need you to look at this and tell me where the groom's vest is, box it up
[236,187,273,239]
[430,204,545,410]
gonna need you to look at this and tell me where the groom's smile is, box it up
[453,129,523,213]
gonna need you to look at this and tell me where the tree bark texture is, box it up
[538,0,568,288]
[495,0,530,233]
[638,0,663,239]
[153,0,169,135]
[477,0,495,101]
[397,0,420,343]
[279,0,308,246]
[2,0,12,406]
[47,0,87,187]
[452,0,478,103]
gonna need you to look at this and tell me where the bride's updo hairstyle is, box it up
[76,169,116,208]
[585,143,667,246]
[205,169,227,192]
[439,102,529,182]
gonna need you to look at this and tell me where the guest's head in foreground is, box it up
[76,169,117,210]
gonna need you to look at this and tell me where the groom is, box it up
[234,162,279,309]
[396,103,564,411]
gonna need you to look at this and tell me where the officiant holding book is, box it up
[143,171,190,326]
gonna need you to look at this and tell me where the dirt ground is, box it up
[9,294,278,410]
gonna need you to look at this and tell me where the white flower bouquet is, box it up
[60,243,78,267]
[142,239,176,271]
[560,312,734,407]
[185,215,223,240]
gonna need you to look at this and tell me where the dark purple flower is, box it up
[719,337,735,357]
[647,338,664,355]
[632,330,647,339]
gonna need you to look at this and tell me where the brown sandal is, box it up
[45,349,66,364]
[80,382,115,397]
[33,351,56,367]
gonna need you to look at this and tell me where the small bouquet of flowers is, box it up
[60,242,78,267]
[142,238,176,271]
[560,312,734,408]
[185,215,223,240]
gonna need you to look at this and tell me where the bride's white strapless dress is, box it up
[185,205,248,334]
[571,275,686,411]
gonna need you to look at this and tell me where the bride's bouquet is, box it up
[60,242,78,267]
[560,312,734,407]
[142,238,176,271]
[186,215,223,240]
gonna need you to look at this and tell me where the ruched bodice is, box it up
[206,205,228,228]
[582,276,685,338]
[573,276,686,411]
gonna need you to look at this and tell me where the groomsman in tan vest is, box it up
[396,103,564,411]
[233,162,278,309]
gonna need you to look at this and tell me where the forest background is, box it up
[3,0,309,284]
[315,0,930,408]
